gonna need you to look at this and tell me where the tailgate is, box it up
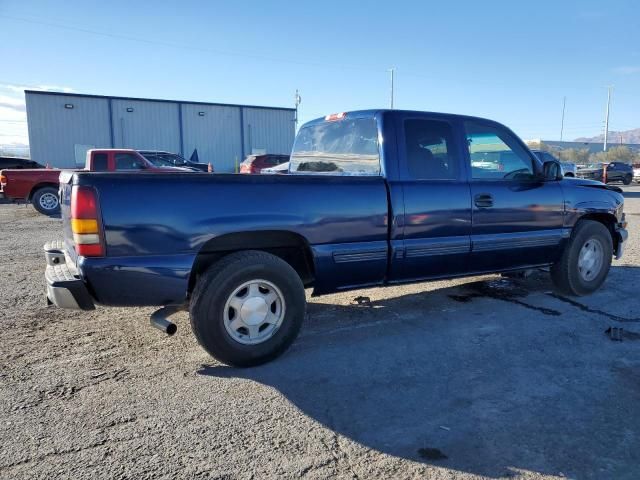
[59,170,77,262]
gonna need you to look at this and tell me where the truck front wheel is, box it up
[550,220,612,296]
[189,250,306,367]
[32,186,60,215]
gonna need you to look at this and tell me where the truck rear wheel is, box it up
[32,186,60,215]
[189,250,306,367]
[623,174,632,185]
[550,220,612,296]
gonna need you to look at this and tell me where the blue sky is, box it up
[1,0,639,151]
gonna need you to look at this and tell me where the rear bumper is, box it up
[44,238,194,308]
[44,241,94,310]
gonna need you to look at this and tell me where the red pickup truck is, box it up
[0,149,191,215]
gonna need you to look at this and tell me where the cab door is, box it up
[389,113,472,282]
[463,120,565,272]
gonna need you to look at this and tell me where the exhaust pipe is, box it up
[150,305,184,336]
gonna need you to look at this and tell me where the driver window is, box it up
[464,121,534,180]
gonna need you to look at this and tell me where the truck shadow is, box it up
[198,266,640,478]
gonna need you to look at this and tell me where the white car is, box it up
[634,165,640,183]
[261,161,290,174]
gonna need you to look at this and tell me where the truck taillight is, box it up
[71,186,104,257]
[0,174,6,185]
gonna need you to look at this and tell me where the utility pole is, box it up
[560,96,566,141]
[294,89,302,130]
[604,85,612,151]
[389,68,395,109]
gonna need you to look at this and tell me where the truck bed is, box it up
[61,172,390,304]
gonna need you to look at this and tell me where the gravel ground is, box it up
[1,186,640,480]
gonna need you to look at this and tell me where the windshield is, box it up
[142,153,186,167]
[290,117,380,175]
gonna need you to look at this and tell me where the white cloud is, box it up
[38,85,74,93]
[0,83,74,147]
[613,66,640,75]
[0,95,26,112]
[2,83,75,94]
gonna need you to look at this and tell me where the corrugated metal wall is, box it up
[243,108,296,156]
[110,99,181,153]
[25,92,296,172]
[26,94,112,168]
[181,104,242,171]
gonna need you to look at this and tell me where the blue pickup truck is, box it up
[45,110,628,366]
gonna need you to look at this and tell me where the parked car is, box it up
[0,149,192,215]
[577,161,634,185]
[239,154,289,174]
[530,150,576,177]
[45,109,627,367]
[0,156,44,170]
[0,168,60,214]
[632,164,640,183]
[261,161,290,174]
[138,151,208,172]
[560,162,577,177]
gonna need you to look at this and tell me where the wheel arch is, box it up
[28,182,58,200]
[188,230,315,296]
[576,212,618,250]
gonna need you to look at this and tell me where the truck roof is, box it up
[300,109,507,129]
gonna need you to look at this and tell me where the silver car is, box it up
[531,150,576,177]
[560,161,577,177]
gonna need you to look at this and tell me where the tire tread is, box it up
[189,250,305,367]
[551,220,612,296]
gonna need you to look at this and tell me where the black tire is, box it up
[551,220,612,296]
[32,186,60,215]
[189,250,306,367]
[564,173,574,178]
[623,174,632,185]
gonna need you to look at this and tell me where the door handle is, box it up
[474,193,493,208]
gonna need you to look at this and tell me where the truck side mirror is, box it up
[543,160,563,181]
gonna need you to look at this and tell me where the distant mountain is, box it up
[575,128,640,144]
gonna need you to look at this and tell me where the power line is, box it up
[3,14,636,99]
[560,96,566,141]
[0,14,385,74]
[603,86,613,151]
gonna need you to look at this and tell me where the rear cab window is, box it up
[290,116,380,175]
[91,153,109,171]
[402,118,459,180]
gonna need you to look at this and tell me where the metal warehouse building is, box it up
[25,90,296,171]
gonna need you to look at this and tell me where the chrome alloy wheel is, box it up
[223,279,285,345]
[578,238,604,282]
[39,192,59,211]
